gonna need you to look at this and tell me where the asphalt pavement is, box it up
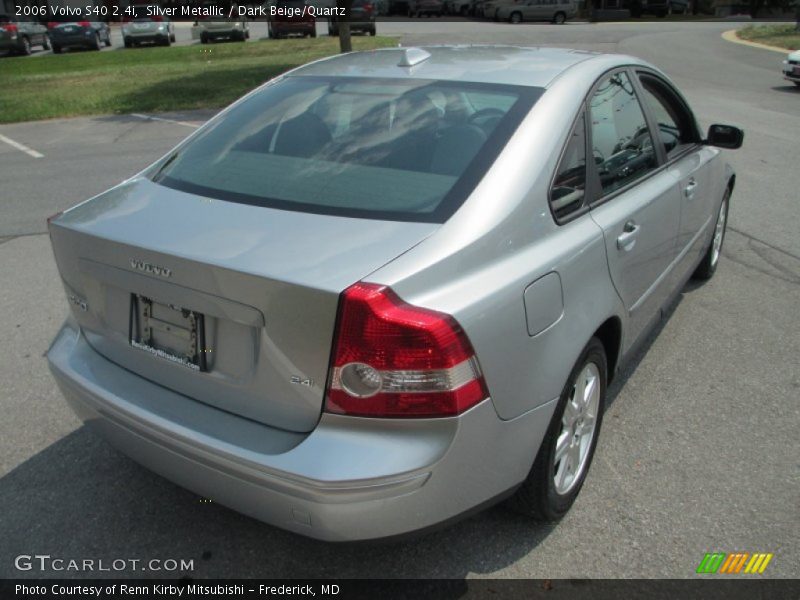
[0,22,798,579]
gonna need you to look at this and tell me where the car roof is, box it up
[291,45,646,88]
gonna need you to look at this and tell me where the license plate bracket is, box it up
[129,294,207,371]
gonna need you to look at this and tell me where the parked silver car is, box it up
[47,46,742,541]
[497,0,577,23]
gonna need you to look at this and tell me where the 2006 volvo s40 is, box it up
[47,46,743,541]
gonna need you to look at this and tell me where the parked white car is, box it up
[191,20,250,43]
[782,49,800,87]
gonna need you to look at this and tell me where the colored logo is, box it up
[696,552,774,574]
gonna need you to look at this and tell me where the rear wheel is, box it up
[509,337,607,520]
[200,31,209,44]
[369,26,376,35]
[509,11,522,23]
[42,35,50,50]
[553,11,566,23]
[52,44,62,54]
[93,33,101,50]
[20,36,32,55]
[692,189,729,281]
[104,31,112,46]
[124,37,132,48]
[310,27,317,37]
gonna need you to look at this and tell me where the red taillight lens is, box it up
[4,24,18,33]
[77,21,91,27]
[325,283,489,418]
[364,3,374,13]
[47,22,58,29]
[151,15,163,21]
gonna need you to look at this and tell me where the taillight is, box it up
[47,22,58,29]
[325,283,489,418]
[4,24,18,33]
[151,15,163,21]
[364,3,374,13]
[77,21,91,27]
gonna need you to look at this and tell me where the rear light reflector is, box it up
[77,21,91,27]
[4,24,18,33]
[325,283,489,418]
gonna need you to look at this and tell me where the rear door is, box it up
[587,69,681,343]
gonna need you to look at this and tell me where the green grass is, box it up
[737,24,800,51]
[0,36,395,124]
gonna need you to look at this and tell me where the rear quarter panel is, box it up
[368,63,628,420]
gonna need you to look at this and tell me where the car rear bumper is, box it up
[124,32,168,42]
[48,320,556,541]
[51,33,95,47]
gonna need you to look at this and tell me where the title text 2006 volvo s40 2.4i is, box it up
[47,46,743,541]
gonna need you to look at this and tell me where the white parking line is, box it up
[0,133,44,158]
[131,113,200,129]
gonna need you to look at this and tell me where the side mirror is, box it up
[704,124,744,150]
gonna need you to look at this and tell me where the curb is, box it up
[721,28,791,54]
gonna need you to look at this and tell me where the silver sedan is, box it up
[47,46,742,541]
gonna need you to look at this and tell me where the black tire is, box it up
[369,26,376,35]
[104,31,112,47]
[124,37,132,48]
[162,35,171,46]
[553,11,566,23]
[170,32,176,42]
[52,44,62,54]
[42,35,50,50]
[509,10,522,23]
[509,337,607,520]
[794,82,800,88]
[93,33,101,50]
[692,189,730,281]
[200,31,209,44]
[20,36,32,55]
[310,27,317,38]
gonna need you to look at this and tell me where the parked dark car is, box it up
[49,21,111,53]
[267,0,317,38]
[0,15,49,55]
[328,0,376,36]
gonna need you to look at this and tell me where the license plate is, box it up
[129,295,207,371]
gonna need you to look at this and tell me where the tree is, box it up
[337,0,354,53]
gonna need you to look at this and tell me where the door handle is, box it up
[616,221,640,251]
[684,179,697,200]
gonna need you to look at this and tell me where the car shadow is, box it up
[770,85,800,94]
[0,425,559,579]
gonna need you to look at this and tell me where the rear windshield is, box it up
[154,76,541,222]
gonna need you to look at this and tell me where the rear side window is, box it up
[153,76,541,223]
[589,71,657,197]
[550,113,587,221]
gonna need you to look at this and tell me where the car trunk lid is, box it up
[49,177,438,432]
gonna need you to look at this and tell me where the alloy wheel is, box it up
[553,362,600,495]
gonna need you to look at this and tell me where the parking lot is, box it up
[0,21,798,579]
